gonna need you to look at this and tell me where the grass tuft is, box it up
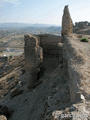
[80,38,89,42]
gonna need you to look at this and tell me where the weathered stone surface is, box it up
[62,5,73,35]
[38,34,61,56]
[62,35,90,102]
[24,34,43,89]
[74,21,89,30]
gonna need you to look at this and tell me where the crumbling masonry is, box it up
[24,34,43,88]
[62,5,73,35]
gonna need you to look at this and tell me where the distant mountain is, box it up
[0,23,60,29]
[46,26,61,32]
[0,23,31,29]
[0,23,61,35]
[21,26,61,35]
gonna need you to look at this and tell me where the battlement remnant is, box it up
[24,34,43,89]
[62,5,73,35]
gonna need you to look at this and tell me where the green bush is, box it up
[80,38,89,42]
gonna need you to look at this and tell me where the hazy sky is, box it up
[0,0,90,25]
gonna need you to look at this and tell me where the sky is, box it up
[0,0,90,25]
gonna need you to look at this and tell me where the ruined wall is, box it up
[39,34,63,72]
[24,34,43,88]
[74,21,90,34]
[62,5,73,35]
[63,35,90,102]
[63,36,81,102]
[74,21,90,29]
[38,34,61,56]
[61,5,80,102]
[61,5,90,103]
[24,34,63,88]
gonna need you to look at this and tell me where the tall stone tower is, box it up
[62,5,73,35]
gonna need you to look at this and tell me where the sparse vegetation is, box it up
[80,38,89,42]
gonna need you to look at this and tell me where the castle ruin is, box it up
[23,5,90,120]
[62,5,73,35]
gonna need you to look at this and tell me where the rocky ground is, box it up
[0,55,24,99]
[0,34,24,57]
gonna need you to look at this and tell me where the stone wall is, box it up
[63,36,81,102]
[24,34,43,89]
[24,34,63,88]
[38,34,61,56]
[74,21,90,29]
[61,5,90,103]
[62,5,73,36]
[74,21,90,34]
[63,35,90,102]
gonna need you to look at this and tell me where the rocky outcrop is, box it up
[62,5,73,35]
[24,34,43,89]
[0,54,24,98]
